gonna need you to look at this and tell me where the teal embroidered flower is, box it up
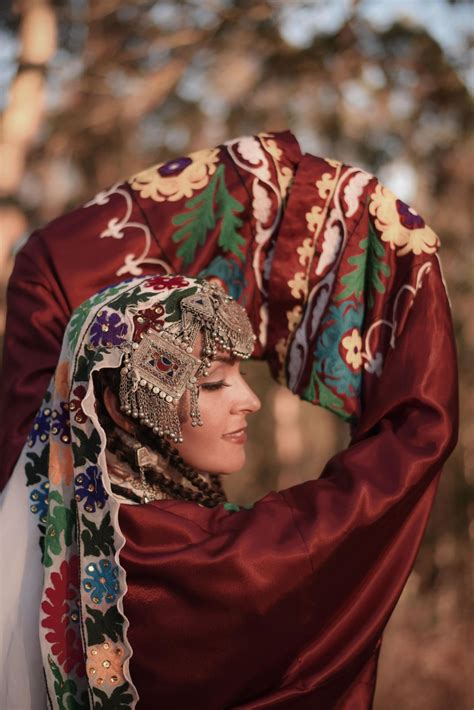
[83,559,119,605]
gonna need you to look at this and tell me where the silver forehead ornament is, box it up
[119,284,255,443]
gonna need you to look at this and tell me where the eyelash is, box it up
[200,380,230,391]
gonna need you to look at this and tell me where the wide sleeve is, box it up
[0,236,69,488]
[266,158,458,693]
[0,131,302,491]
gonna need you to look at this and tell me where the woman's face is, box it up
[176,351,261,475]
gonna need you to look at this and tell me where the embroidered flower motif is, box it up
[68,385,87,424]
[30,480,50,524]
[145,275,190,291]
[158,156,193,176]
[86,639,125,690]
[50,402,71,444]
[28,407,52,447]
[90,310,128,347]
[129,147,220,202]
[75,465,108,513]
[83,559,119,604]
[369,183,440,257]
[49,438,74,486]
[54,361,70,400]
[41,556,85,676]
[132,305,165,342]
[342,328,363,370]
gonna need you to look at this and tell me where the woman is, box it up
[1,135,458,709]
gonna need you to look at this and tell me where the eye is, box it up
[199,380,230,391]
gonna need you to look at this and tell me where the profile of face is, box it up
[176,351,261,475]
[102,331,261,477]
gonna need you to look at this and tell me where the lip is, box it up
[222,427,247,444]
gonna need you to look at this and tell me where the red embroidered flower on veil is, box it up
[41,556,86,676]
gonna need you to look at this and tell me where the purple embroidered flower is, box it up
[30,480,50,524]
[28,407,52,447]
[158,156,193,177]
[89,309,128,347]
[51,402,71,444]
[75,465,108,513]
[396,200,425,230]
[83,559,119,604]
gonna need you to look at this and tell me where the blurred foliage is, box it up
[0,1,472,707]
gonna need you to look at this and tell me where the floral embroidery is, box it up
[86,639,125,690]
[28,406,52,447]
[171,163,246,266]
[75,466,108,513]
[369,183,439,257]
[342,328,363,370]
[132,305,165,341]
[83,559,119,605]
[41,556,85,676]
[69,385,87,424]
[30,480,50,524]
[90,310,128,347]
[129,147,220,202]
[54,361,70,400]
[51,402,71,444]
[145,275,190,291]
[43,491,76,567]
[49,439,74,486]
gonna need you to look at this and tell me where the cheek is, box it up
[175,395,246,474]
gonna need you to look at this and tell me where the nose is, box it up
[232,375,261,415]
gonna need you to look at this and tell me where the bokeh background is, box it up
[0,0,472,707]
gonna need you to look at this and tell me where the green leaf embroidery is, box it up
[25,444,50,486]
[214,168,246,260]
[43,492,76,567]
[171,164,245,266]
[93,683,134,710]
[85,605,124,646]
[336,240,367,302]
[163,286,198,322]
[304,367,346,414]
[75,346,105,383]
[72,428,101,467]
[81,512,114,557]
[366,220,391,308]
[48,656,88,710]
[336,222,390,306]
[108,285,153,314]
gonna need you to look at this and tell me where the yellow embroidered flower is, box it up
[369,183,439,257]
[342,328,363,370]
[129,147,220,202]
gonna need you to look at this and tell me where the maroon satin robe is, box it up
[0,131,458,708]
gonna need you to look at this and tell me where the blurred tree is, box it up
[0,1,472,707]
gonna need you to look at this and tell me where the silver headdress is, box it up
[119,281,255,443]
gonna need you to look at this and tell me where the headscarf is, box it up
[2,275,255,709]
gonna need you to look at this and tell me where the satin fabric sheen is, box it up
[0,131,458,708]
[118,255,456,708]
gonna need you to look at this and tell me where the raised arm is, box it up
[265,158,458,698]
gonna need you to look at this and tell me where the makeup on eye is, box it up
[200,380,230,391]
